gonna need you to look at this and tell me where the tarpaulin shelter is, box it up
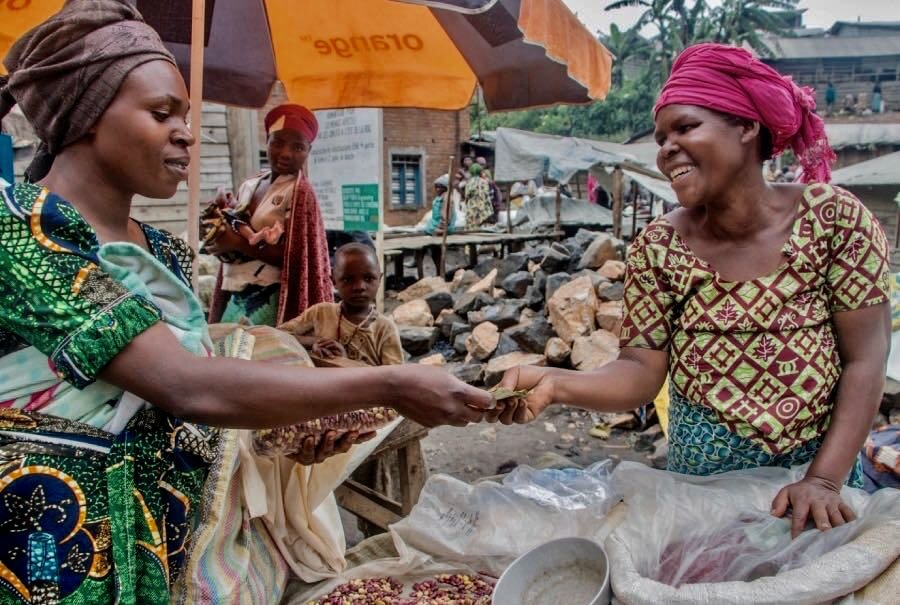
[492,127,674,236]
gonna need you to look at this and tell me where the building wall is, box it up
[382,107,469,226]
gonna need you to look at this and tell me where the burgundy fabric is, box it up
[277,175,333,324]
[654,43,835,183]
[264,104,319,143]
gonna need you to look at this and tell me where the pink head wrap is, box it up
[654,43,835,183]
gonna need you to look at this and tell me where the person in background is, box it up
[476,156,504,222]
[424,173,458,236]
[463,163,495,229]
[825,81,836,117]
[207,104,332,326]
[0,4,493,603]
[872,82,883,114]
[494,43,890,539]
[280,243,402,366]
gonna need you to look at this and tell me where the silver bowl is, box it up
[492,537,611,605]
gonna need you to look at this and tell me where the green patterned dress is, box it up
[620,184,890,485]
[0,183,213,605]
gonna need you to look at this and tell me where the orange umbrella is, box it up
[2,0,612,267]
[2,0,612,110]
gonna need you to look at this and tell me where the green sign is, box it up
[342,184,380,231]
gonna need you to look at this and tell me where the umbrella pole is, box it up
[612,167,623,239]
[630,185,638,239]
[187,0,206,288]
[439,155,454,279]
[506,183,512,234]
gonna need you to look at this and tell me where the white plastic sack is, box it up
[393,461,619,577]
[608,462,900,605]
[286,461,621,603]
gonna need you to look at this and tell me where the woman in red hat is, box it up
[207,103,333,326]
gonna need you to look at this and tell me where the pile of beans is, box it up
[308,573,494,604]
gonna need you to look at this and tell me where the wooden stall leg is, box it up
[467,244,478,268]
[398,440,428,514]
[393,253,404,281]
[415,249,426,280]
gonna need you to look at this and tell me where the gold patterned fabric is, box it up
[620,184,890,454]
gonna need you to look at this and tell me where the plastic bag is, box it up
[503,460,616,510]
[608,462,900,605]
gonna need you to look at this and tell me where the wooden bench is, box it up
[335,419,429,534]
[383,230,563,280]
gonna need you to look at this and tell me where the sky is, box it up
[562,0,898,37]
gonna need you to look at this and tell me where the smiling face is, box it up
[333,248,381,311]
[267,128,310,177]
[88,60,194,199]
[654,104,762,208]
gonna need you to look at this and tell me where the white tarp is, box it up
[492,127,663,185]
[831,150,900,186]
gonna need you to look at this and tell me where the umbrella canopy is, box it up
[1,0,612,111]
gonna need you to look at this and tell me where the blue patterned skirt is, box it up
[667,388,864,487]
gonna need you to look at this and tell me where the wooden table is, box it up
[383,230,563,279]
[335,419,430,533]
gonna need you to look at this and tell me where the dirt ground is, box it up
[422,405,653,482]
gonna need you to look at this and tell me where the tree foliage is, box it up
[470,0,798,141]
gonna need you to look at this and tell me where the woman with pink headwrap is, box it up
[492,43,890,537]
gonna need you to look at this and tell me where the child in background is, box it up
[280,243,403,366]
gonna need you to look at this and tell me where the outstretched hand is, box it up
[485,365,555,424]
[289,430,376,465]
[771,475,856,538]
[391,365,494,428]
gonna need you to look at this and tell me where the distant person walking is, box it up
[825,81,836,116]
[872,82,883,114]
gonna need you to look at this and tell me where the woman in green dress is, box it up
[0,3,492,604]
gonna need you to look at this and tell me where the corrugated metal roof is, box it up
[831,151,900,186]
[764,35,900,59]
[826,123,900,149]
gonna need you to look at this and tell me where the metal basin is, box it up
[492,537,611,605]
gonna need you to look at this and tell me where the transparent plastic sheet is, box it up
[286,463,621,602]
[608,462,900,605]
[503,460,616,510]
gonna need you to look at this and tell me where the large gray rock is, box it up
[399,326,439,356]
[523,246,546,264]
[596,281,625,302]
[506,316,556,354]
[570,269,607,290]
[545,272,570,301]
[484,352,546,388]
[424,291,454,317]
[397,276,451,302]
[548,275,598,344]
[577,232,621,270]
[574,228,603,251]
[495,252,531,282]
[496,333,520,356]
[532,270,548,296]
[571,329,619,371]
[545,337,572,365]
[451,269,480,292]
[524,285,544,310]
[466,322,500,361]
[392,299,434,327]
[539,245,571,273]
[449,321,471,341]
[501,271,533,298]
[481,299,527,330]
[449,362,485,385]
[453,331,472,355]
[454,291,493,315]
[438,312,466,339]
[473,257,500,277]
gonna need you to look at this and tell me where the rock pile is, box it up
[389,229,627,387]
